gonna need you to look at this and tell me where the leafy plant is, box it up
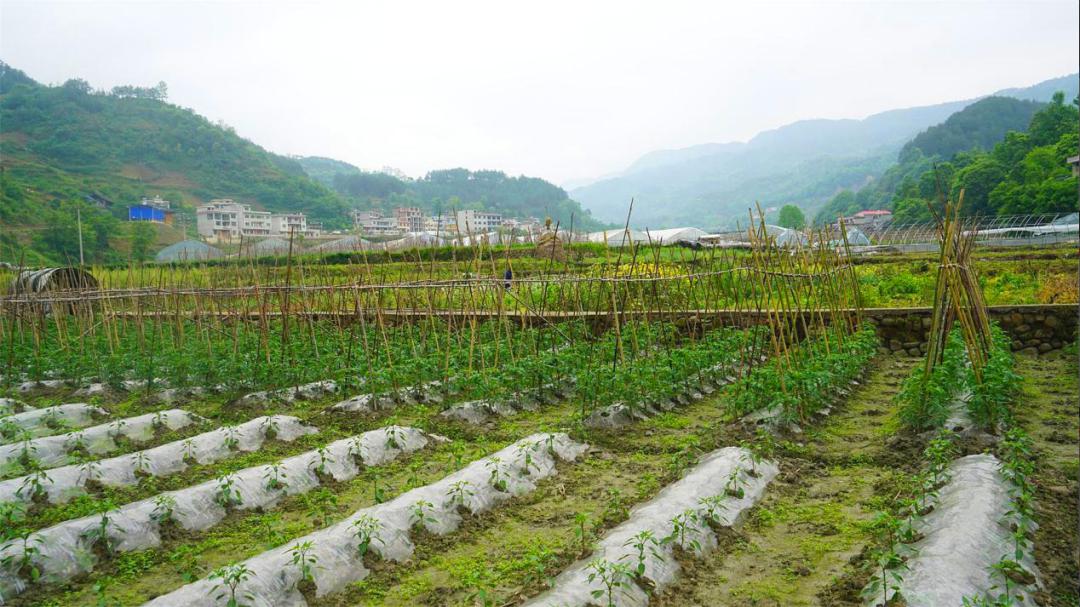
[131,451,152,477]
[222,426,240,451]
[445,480,476,512]
[263,462,288,491]
[215,473,243,508]
[208,563,256,607]
[0,533,45,581]
[370,473,386,504]
[310,446,334,479]
[724,469,744,499]
[81,508,121,557]
[17,469,50,503]
[861,544,909,606]
[0,502,27,541]
[573,512,592,555]
[410,499,437,530]
[150,494,177,525]
[181,438,197,465]
[350,514,384,559]
[260,415,280,440]
[585,558,633,607]
[621,529,662,579]
[663,508,702,553]
[486,456,508,492]
[697,495,728,526]
[287,540,319,587]
[384,425,404,450]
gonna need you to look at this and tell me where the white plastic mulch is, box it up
[524,446,777,607]
[0,404,109,444]
[0,409,203,470]
[141,432,588,607]
[0,425,435,600]
[0,415,315,505]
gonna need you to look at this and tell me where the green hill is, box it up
[0,62,602,264]
[572,73,1078,229]
[898,96,1045,163]
[296,159,606,231]
[814,92,1078,224]
[0,62,352,263]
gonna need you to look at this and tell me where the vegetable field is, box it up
[0,218,1076,607]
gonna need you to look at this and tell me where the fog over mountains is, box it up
[570,73,1079,229]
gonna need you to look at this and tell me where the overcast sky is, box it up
[1,0,1077,186]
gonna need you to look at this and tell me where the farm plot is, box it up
[1,212,1075,607]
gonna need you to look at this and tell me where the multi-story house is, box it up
[455,210,502,234]
[394,207,424,232]
[196,199,312,240]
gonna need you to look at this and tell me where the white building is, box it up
[456,210,502,234]
[350,210,402,236]
[196,199,313,241]
[140,195,171,210]
[271,213,308,236]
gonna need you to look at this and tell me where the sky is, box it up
[1,0,1077,187]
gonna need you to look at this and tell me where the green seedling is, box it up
[263,462,288,491]
[350,514,384,559]
[215,473,243,508]
[621,529,663,579]
[209,563,256,607]
[486,456,508,492]
[410,499,437,530]
[150,494,177,525]
[0,533,44,581]
[585,558,633,607]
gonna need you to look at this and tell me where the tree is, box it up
[777,204,806,229]
[1027,91,1079,146]
[130,222,156,262]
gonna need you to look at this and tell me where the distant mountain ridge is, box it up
[572,73,1079,228]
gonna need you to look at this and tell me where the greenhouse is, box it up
[154,240,224,262]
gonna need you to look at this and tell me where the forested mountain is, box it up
[815,92,1078,224]
[898,97,1045,163]
[295,156,364,188]
[297,159,606,230]
[0,61,352,263]
[813,95,1055,223]
[572,74,1078,229]
[0,62,601,264]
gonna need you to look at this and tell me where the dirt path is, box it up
[651,355,921,607]
[1013,350,1079,606]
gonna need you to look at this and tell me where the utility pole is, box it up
[76,207,85,266]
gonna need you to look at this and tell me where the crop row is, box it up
[864,322,1038,606]
[525,446,777,606]
[0,404,107,444]
[142,433,587,607]
[0,410,202,478]
[0,415,314,510]
[0,425,435,601]
[3,317,581,394]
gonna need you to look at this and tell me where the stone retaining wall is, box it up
[866,304,1078,355]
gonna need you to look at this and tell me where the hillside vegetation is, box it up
[0,62,601,264]
[815,92,1079,224]
[297,159,605,231]
[571,73,1078,229]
